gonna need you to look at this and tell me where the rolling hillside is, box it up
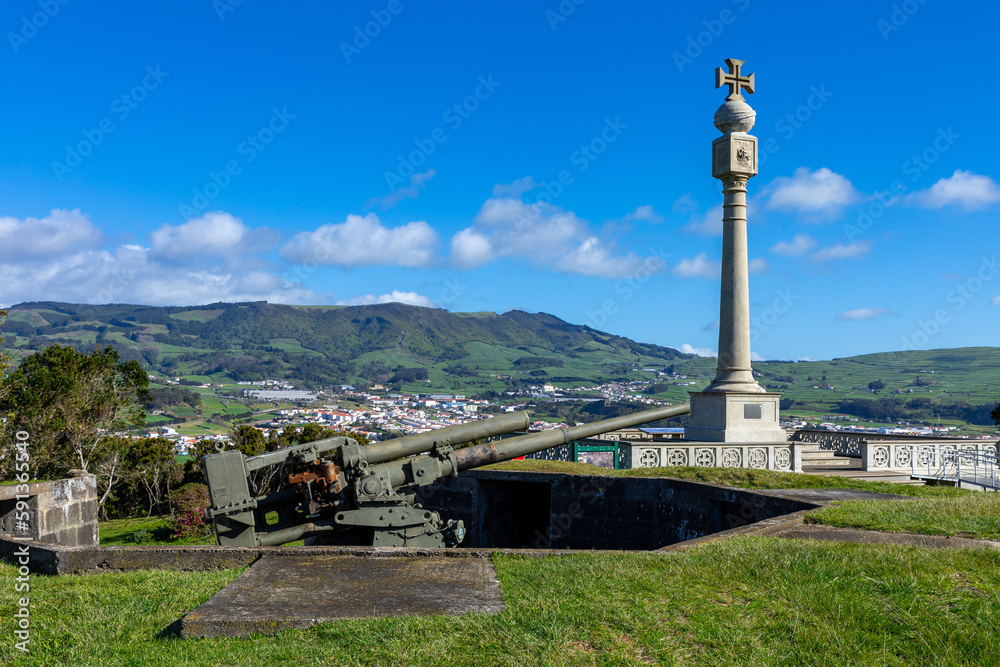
[0,301,690,391]
[0,301,996,430]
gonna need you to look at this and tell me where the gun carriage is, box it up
[202,403,690,548]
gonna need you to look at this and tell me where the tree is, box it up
[0,344,151,510]
[121,437,181,516]
[0,309,9,378]
[868,380,886,392]
[993,402,1000,426]
[229,424,268,456]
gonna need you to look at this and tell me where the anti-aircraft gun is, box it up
[202,402,690,548]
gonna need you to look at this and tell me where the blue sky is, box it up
[1,0,997,361]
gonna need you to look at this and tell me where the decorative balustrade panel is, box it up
[863,440,998,472]
[621,443,800,473]
[792,430,864,456]
[906,444,1000,490]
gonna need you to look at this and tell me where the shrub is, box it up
[167,483,212,540]
[126,529,151,544]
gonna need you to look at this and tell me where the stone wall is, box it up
[0,475,99,547]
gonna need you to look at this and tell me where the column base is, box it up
[703,380,766,393]
[685,391,786,443]
[704,367,764,393]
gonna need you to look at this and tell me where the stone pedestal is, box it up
[685,391,786,443]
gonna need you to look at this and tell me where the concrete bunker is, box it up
[1,471,820,576]
[420,469,814,551]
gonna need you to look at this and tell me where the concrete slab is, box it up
[180,554,505,638]
[756,488,908,503]
[773,524,1000,552]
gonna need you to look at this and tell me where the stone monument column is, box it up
[685,58,785,443]
[706,59,763,394]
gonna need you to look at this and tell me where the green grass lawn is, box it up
[2,538,999,665]
[99,517,304,548]
[99,517,216,546]
[486,459,969,497]
[806,494,1000,541]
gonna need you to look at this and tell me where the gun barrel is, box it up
[454,402,690,471]
[361,410,531,464]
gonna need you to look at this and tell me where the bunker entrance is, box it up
[475,480,551,549]
[423,470,818,551]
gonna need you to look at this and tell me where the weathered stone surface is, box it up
[685,392,787,443]
[180,554,505,638]
[756,488,906,503]
[46,507,65,533]
[774,524,1000,551]
[0,476,98,546]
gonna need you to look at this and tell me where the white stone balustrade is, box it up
[621,442,802,473]
[863,440,998,471]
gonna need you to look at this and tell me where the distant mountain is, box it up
[0,301,691,389]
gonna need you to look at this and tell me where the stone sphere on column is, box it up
[714,99,755,134]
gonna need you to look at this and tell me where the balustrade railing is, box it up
[909,445,1000,491]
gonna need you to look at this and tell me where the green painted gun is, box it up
[202,403,689,548]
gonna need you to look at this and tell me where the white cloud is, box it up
[991,295,1000,306]
[281,213,438,268]
[0,209,101,259]
[682,210,722,236]
[701,319,719,331]
[905,170,1000,211]
[770,233,818,257]
[368,169,437,210]
[552,237,649,279]
[0,208,338,307]
[671,194,698,216]
[491,176,539,198]
[338,290,435,307]
[763,167,860,218]
[621,205,664,223]
[750,352,766,362]
[450,228,494,269]
[150,211,264,260]
[810,240,872,262]
[680,343,716,357]
[448,183,662,279]
[0,243,325,307]
[749,258,769,275]
[836,307,889,321]
[673,253,720,279]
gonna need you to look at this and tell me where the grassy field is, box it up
[2,538,999,665]
[485,459,967,497]
[98,517,217,547]
[806,494,1000,541]
[98,516,304,548]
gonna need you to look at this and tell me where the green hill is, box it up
[1,301,996,430]
[0,301,689,391]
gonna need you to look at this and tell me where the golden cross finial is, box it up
[715,58,755,101]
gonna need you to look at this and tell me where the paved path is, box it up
[772,523,1000,552]
[181,554,505,638]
